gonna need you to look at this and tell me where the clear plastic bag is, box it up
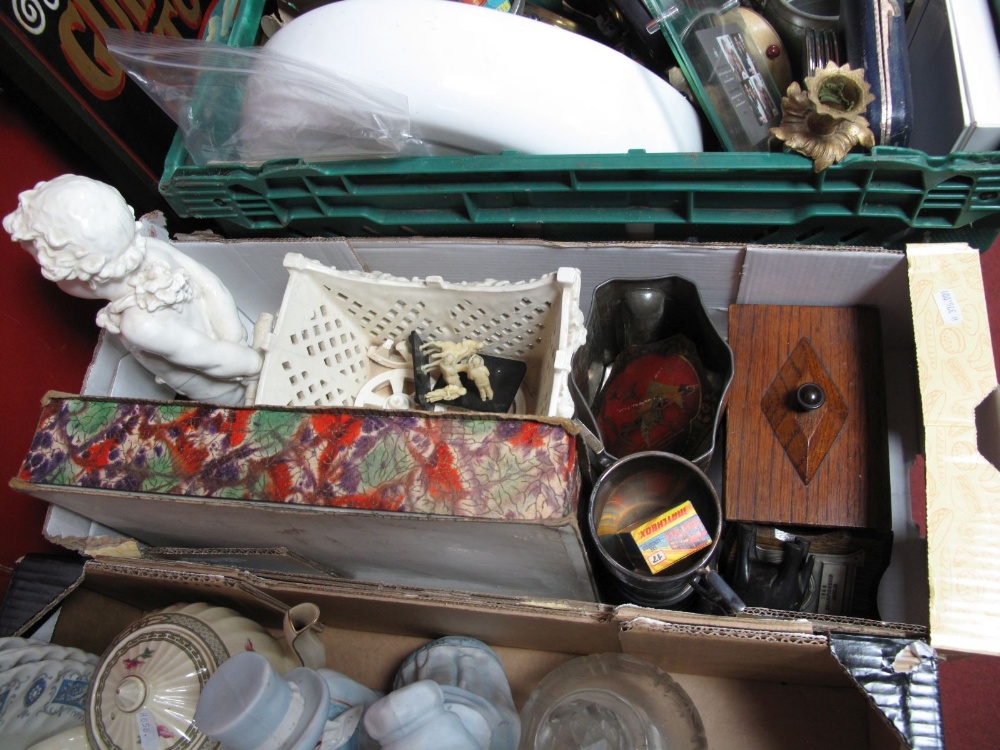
[103,28,429,164]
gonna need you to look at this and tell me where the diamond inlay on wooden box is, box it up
[724,305,891,529]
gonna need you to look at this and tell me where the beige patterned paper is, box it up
[908,243,1000,656]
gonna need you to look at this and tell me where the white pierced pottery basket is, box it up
[251,254,585,418]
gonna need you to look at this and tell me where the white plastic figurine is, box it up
[420,339,494,403]
[4,175,262,405]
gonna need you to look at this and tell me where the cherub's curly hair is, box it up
[3,174,145,285]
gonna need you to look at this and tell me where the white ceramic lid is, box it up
[86,611,232,750]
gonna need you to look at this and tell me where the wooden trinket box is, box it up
[724,304,891,529]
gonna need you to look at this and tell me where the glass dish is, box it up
[518,653,707,750]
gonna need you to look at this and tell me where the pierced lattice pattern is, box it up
[253,255,583,417]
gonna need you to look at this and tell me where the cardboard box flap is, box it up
[742,607,928,641]
[56,558,926,749]
[79,557,621,656]
[617,617,942,750]
[73,558,304,629]
[828,634,943,749]
[738,244,911,344]
[139,547,343,577]
[614,603,926,642]
[907,243,1000,656]
[74,558,847,675]
[617,615,839,685]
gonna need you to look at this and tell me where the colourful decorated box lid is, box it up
[18,394,580,521]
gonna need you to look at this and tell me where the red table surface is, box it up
[1,86,998,749]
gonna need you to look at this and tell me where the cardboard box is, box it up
[907,0,1000,154]
[15,394,593,602]
[26,556,937,750]
[906,244,1000,655]
[10,237,1000,662]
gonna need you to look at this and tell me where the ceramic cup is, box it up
[366,635,520,750]
[195,651,330,750]
[196,651,382,750]
[587,451,744,613]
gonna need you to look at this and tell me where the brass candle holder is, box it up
[771,62,876,171]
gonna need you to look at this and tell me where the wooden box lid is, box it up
[724,304,891,529]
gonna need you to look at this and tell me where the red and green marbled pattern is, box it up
[19,396,579,520]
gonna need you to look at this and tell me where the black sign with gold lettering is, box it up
[0,0,255,214]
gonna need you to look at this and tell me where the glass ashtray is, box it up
[518,653,707,750]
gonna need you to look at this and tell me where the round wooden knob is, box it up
[796,383,826,411]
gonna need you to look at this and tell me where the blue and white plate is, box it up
[0,656,95,750]
[0,638,98,674]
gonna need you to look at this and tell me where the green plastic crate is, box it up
[157,6,1000,248]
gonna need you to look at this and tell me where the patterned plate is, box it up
[0,639,98,674]
[0,656,94,750]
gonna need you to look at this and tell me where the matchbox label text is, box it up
[634,504,692,540]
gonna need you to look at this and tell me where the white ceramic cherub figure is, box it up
[4,174,263,405]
